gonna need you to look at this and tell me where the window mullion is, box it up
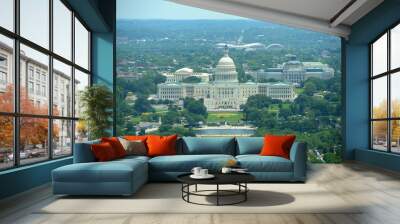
[13,0,21,167]
[48,0,54,160]
[0,0,87,170]
[388,30,391,153]
[71,10,76,154]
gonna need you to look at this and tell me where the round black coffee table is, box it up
[177,173,255,206]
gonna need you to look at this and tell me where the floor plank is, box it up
[1,162,400,224]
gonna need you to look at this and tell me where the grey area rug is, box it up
[37,183,362,214]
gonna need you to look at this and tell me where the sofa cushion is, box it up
[181,137,235,155]
[147,135,178,157]
[260,135,296,159]
[53,158,147,183]
[236,137,264,155]
[236,155,293,172]
[116,155,150,163]
[73,140,100,163]
[149,154,235,172]
[101,137,127,158]
[91,142,118,162]
[119,138,147,156]
[124,135,148,142]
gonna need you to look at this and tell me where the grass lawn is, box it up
[268,103,291,113]
[207,112,243,123]
[269,104,280,112]
[295,88,304,94]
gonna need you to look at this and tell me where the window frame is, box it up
[369,21,400,154]
[0,0,92,171]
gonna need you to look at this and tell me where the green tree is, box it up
[116,86,134,135]
[279,107,292,119]
[133,96,154,114]
[304,82,317,96]
[183,98,207,117]
[323,152,342,163]
[162,110,180,125]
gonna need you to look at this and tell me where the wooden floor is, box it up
[1,162,400,224]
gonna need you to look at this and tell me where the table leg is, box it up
[187,184,190,202]
[181,184,183,199]
[217,184,219,206]
[245,183,247,201]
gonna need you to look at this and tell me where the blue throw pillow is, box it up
[236,137,264,155]
[181,137,235,155]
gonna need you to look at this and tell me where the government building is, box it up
[246,54,335,83]
[0,42,76,117]
[157,46,296,112]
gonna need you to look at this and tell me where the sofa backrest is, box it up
[73,139,100,163]
[73,137,272,161]
[236,137,264,155]
[180,137,236,155]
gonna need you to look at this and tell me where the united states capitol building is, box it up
[157,46,296,112]
[246,54,335,83]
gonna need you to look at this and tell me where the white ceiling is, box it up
[228,0,352,22]
[170,0,384,38]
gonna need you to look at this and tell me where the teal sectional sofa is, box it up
[52,137,307,196]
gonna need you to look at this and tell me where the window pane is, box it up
[20,0,49,49]
[75,120,88,143]
[74,18,89,70]
[53,59,72,117]
[53,119,72,157]
[391,120,400,153]
[0,116,13,170]
[53,0,72,60]
[20,117,49,165]
[372,33,387,76]
[391,72,400,118]
[372,121,388,151]
[0,35,14,112]
[0,0,14,31]
[372,76,387,119]
[20,44,49,115]
[391,24,400,70]
[74,69,89,118]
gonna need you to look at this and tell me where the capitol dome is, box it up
[214,45,238,83]
[217,55,235,68]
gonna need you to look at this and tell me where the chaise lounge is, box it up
[52,137,307,196]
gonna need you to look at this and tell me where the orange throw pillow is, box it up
[260,135,296,159]
[124,135,148,142]
[101,137,126,158]
[91,142,117,162]
[146,135,177,157]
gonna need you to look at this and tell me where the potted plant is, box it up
[79,84,113,140]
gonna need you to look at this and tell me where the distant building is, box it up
[124,92,137,105]
[247,55,334,83]
[157,46,296,112]
[0,41,79,147]
[162,68,210,83]
[117,71,143,80]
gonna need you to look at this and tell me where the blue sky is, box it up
[117,0,244,20]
